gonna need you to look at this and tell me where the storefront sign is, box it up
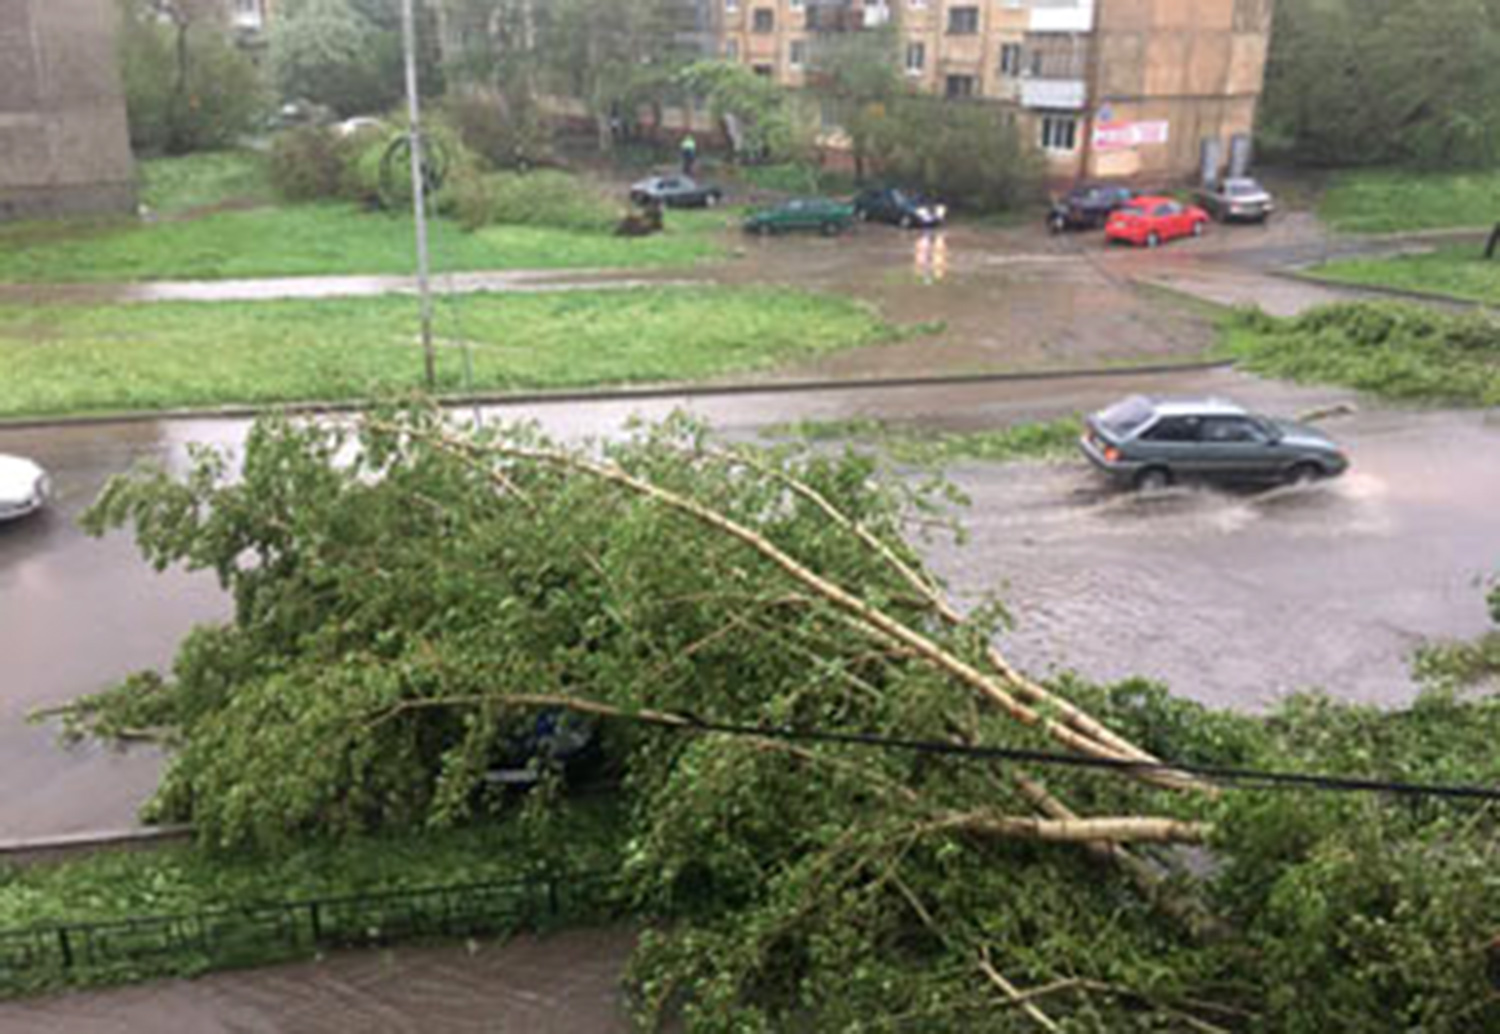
[1092,120,1171,151]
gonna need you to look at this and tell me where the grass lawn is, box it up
[1309,245,1500,305]
[0,204,729,283]
[1319,168,1500,234]
[1223,303,1500,406]
[765,416,1082,467]
[0,287,893,418]
[138,151,274,215]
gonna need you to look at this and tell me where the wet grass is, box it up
[0,204,730,283]
[138,151,274,216]
[765,416,1082,467]
[1222,302,1500,406]
[0,287,893,418]
[1319,168,1500,234]
[1308,245,1500,305]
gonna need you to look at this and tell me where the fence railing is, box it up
[0,871,615,992]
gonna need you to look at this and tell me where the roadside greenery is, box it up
[1414,582,1500,693]
[1225,302,1500,405]
[139,152,274,216]
[1319,168,1500,233]
[0,204,724,284]
[0,288,890,417]
[766,416,1082,468]
[1310,245,1500,305]
[267,0,444,117]
[59,409,1500,1030]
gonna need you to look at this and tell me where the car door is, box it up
[1198,416,1274,480]
[1136,415,1206,477]
[1155,201,1184,239]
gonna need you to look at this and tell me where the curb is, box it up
[0,826,193,867]
[1267,269,1491,311]
[0,360,1239,434]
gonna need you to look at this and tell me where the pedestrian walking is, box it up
[680,134,698,176]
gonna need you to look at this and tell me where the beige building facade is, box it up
[0,0,136,221]
[717,0,1274,184]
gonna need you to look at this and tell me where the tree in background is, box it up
[676,61,813,163]
[871,97,1043,212]
[804,26,902,182]
[1261,0,1500,168]
[269,0,444,117]
[118,0,263,154]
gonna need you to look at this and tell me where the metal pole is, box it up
[401,0,437,390]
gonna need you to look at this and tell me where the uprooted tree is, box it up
[70,409,1500,1031]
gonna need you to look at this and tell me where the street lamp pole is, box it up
[401,0,437,390]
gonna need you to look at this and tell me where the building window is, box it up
[945,75,975,100]
[1041,115,1078,152]
[725,38,740,59]
[946,6,979,34]
[232,0,263,28]
[789,39,806,67]
[753,8,775,32]
[753,63,774,77]
[1000,43,1022,77]
[904,41,925,74]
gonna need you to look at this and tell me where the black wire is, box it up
[675,717,1500,803]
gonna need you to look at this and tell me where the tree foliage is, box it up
[268,0,444,117]
[1261,0,1500,168]
[118,0,264,154]
[869,97,1044,212]
[73,410,1500,1031]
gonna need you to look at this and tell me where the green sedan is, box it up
[743,198,856,237]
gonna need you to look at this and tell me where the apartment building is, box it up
[717,0,1274,184]
[0,0,136,221]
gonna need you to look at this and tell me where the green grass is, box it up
[1309,245,1500,305]
[731,162,859,197]
[1223,302,1500,406]
[138,151,274,216]
[0,286,892,418]
[765,416,1082,467]
[1319,168,1500,234]
[0,204,729,284]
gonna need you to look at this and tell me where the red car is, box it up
[1105,196,1210,248]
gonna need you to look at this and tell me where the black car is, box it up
[629,175,723,209]
[853,188,947,229]
[1048,184,1136,233]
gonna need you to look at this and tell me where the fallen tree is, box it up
[68,408,1500,1031]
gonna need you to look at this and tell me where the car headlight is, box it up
[935,205,947,220]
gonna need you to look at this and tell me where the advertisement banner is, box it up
[1092,120,1171,151]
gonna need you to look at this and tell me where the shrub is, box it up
[344,122,482,215]
[870,97,1044,213]
[441,93,552,172]
[268,127,358,202]
[454,172,618,233]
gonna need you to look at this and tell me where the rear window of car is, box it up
[1096,397,1155,437]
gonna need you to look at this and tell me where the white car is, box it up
[0,454,50,521]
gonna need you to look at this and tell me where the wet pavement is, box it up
[0,928,636,1033]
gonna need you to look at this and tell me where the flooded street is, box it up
[0,928,636,1034]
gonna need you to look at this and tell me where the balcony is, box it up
[1020,77,1086,110]
[804,0,889,31]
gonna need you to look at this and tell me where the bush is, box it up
[268,127,359,202]
[344,122,482,215]
[441,93,552,172]
[870,98,1044,213]
[453,171,619,233]
[119,4,264,154]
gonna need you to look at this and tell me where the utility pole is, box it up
[401,0,437,391]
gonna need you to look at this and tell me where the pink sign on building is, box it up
[1092,121,1172,152]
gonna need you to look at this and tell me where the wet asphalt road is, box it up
[3,367,1498,841]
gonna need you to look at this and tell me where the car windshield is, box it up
[1096,396,1155,437]
[1226,180,1262,197]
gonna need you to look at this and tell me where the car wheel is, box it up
[820,221,841,237]
[1134,467,1172,493]
[756,223,773,237]
[705,193,719,208]
[1146,231,1161,249]
[1192,220,1205,238]
[1286,462,1324,486]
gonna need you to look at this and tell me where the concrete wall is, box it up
[0,0,136,222]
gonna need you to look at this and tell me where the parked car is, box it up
[1048,184,1136,233]
[0,454,50,522]
[1105,197,1210,248]
[743,198,856,237]
[1080,396,1350,491]
[1196,177,1276,223]
[629,175,724,209]
[853,187,947,229]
